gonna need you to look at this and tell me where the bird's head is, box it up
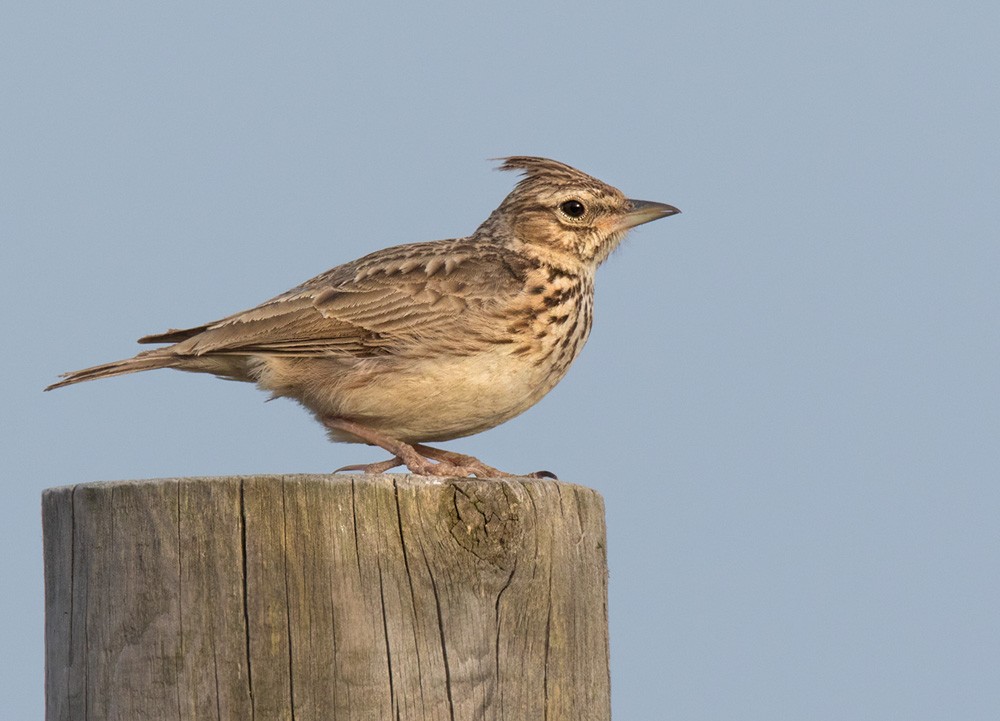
[483,156,679,269]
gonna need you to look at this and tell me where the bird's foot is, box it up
[415,444,557,479]
[336,455,557,479]
[402,456,492,478]
[412,444,513,478]
[324,418,557,479]
[333,453,490,479]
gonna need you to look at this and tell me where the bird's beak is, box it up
[619,199,681,230]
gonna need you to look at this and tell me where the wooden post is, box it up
[43,475,610,720]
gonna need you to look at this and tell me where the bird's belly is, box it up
[263,350,567,443]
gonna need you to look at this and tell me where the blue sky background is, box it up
[4,2,998,718]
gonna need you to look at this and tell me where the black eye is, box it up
[559,199,586,218]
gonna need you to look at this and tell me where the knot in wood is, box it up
[446,481,522,569]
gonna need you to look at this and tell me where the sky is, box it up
[3,2,999,718]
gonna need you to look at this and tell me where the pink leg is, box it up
[412,444,510,477]
[324,418,495,477]
[414,443,558,480]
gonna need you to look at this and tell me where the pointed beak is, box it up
[619,199,681,230]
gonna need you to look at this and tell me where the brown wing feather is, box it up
[140,239,530,359]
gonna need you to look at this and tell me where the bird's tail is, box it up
[45,350,180,391]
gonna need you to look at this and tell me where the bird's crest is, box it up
[496,155,611,190]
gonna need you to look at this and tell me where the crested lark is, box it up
[48,157,679,477]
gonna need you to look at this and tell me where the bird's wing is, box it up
[140,240,531,358]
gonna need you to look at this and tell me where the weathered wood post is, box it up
[43,474,610,720]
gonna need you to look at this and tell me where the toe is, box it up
[335,456,404,474]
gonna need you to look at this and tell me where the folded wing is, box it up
[139,240,530,358]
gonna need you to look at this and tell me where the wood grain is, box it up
[43,475,610,720]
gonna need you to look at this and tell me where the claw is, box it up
[529,470,559,480]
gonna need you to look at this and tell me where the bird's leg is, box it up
[324,418,483,477]
[324,419,556,479]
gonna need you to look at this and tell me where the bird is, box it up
[47,157,680,477]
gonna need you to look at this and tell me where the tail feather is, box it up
[138,326,209,344]
[45,350,179,391]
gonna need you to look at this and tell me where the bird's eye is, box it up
[559,200,586,218]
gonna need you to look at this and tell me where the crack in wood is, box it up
[43,475,610,720]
